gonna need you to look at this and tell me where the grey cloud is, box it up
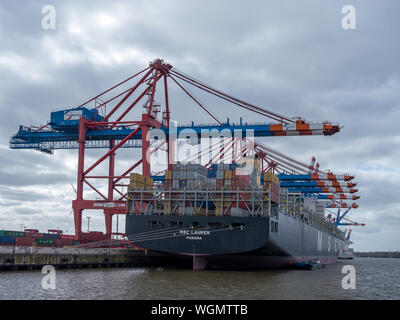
[0,170,72,186]
[0,186,50,202]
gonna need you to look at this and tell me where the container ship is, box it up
[125,159,346,270]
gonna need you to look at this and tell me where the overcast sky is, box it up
[0,0,399,251]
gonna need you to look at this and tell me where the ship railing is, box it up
[278,190,342,235]
[126,187,274,217]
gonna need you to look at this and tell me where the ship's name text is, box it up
[180,229,210,241]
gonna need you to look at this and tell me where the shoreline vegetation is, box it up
[355,252,400,258]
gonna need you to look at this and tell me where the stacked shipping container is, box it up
[133,159,273,217]
[129,173,154,190]
[0,229,94,248]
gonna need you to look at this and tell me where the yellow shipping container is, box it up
[215,208,226,216]
[131,172,142,181]
[224,170,233,180]
[263,172,280,185]
[129,182,145,190]
[163,201,171,215]
[130,173,154,185]
[143,176,154,185]
[215,203,230,210]
[263,172,274,182]
[130,173,145,183]
[254,158,261,173]
[165,170,173,180]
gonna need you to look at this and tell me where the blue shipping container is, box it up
[207,170,217,178]
[42,233,60,240]
[0,236,15,244]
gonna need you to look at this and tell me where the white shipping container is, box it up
[231,208,248,217]
[184,207,193,215]
[195,180,206,188]
[216,171,224,179]
[187,171,195,179]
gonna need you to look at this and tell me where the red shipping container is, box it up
[270,190,280,203]
[60,234,75,240]
[238,175,250,182]
[24,232,42,239]
[55,239,73,247]
[231,180,239,188]
[263,182,280,193]
[81,232,107,242]
[15,237,35,247]
[164,180,171,187]
[216,179,224,187]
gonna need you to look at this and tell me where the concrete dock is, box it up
[0,246,188,271]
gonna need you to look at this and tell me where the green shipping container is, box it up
[0,231,4,237]
[72,240,80,246]
[3,230,25,238]
[35,238,53,245]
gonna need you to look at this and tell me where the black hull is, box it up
[125,213,345,270]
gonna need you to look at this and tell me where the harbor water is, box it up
[0,257,399,300]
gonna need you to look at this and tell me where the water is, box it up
[0,257,399,300]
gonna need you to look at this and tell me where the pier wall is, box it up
[0,246,187,271]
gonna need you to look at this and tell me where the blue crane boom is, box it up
[9,107,336,154]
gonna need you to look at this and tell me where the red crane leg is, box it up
[164,74,174,169]
[104,140,115,238]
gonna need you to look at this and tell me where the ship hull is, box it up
[125,212,345,270]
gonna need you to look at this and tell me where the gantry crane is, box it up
[10,59,351,240]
